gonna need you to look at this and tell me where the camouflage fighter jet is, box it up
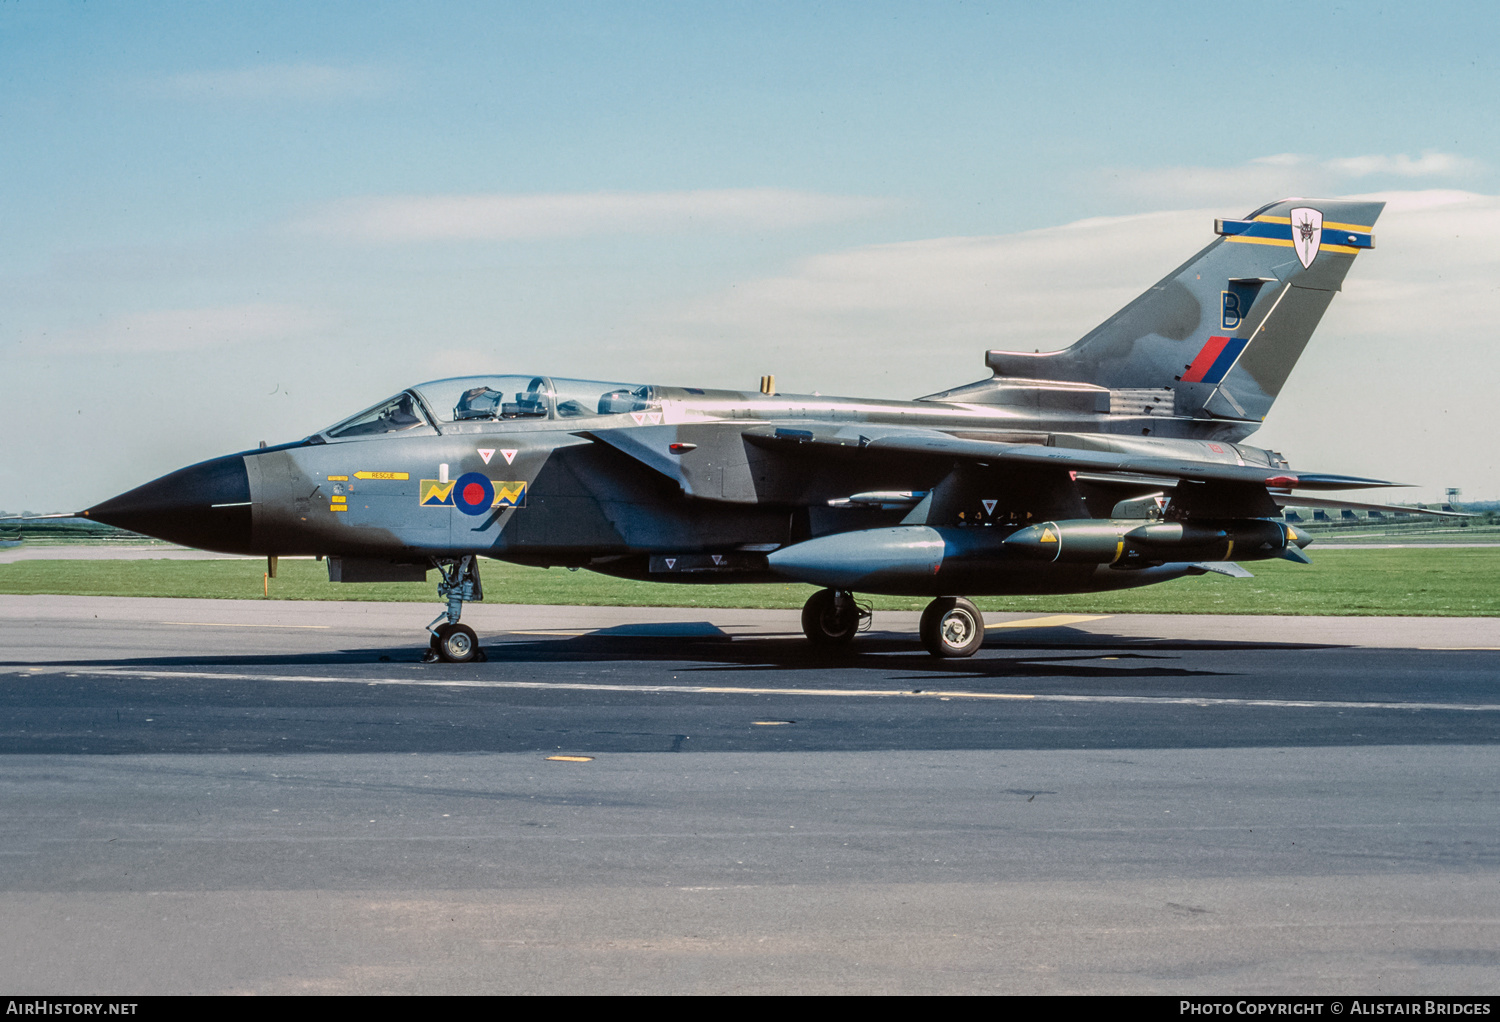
[77,197,1449,661]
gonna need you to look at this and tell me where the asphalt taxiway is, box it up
[2,594,1498,993]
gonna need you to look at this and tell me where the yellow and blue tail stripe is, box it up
[1214,216,1374,254]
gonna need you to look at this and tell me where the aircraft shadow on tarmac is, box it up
[2,625,1341,683]
[4,629,1491,757]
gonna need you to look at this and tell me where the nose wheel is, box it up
[430,623,480,663]
[919,597,985,658]
[423,555,486,663]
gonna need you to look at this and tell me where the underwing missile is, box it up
[1003,518,1309,565]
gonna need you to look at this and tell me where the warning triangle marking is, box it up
[711,554,724,565]
[981,499,997,515]
[478,449,495,464]
[501,449,518,465]
[665,558,676,569]
[631,412,647,425]
[647,412,662,425]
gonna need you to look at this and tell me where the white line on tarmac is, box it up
[24,666,1500,712]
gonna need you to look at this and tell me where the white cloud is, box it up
[1351,189,1478,213]
[1321,190,1500,336]
[161,63,386,101]
[650,208,1206,395]
[643,191,1500,497]
[1106,151,1480,208]
[295,189,894,241]
[660,191,1500,383]
[37,303,332,354]
[1324,152,1480,178]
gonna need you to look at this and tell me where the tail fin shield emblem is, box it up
[1290,207,1323,269]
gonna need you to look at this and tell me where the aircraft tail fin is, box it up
[985,198,1384,425]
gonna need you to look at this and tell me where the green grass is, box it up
[2,548,1500,615]
[1293,525,1500,545]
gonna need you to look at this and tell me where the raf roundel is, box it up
[452,472,495,516]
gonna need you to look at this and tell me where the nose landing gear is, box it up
[423,555,486,663]
[431,622,479,663]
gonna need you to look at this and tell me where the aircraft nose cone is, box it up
[83,453,253,554]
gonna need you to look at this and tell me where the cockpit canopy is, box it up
[323,375,658,438]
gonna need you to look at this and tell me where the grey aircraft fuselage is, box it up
[88,378,1291,599]
[79,197,1413,659]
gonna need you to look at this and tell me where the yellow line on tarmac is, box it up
[986,614,1110,630]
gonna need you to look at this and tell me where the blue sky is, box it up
[4,1,1499,510]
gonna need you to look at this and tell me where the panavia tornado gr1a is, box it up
[81,197,1440,661]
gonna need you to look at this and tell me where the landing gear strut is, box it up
[424,555,485,663]
[801,588,869,646]
[919,597,985,658]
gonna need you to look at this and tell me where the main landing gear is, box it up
[799,588,985,658]
[918,597,985,658]
[800,588,870,645]
[424,555,485,663]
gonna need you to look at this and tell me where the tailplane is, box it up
[985,198,1384,425]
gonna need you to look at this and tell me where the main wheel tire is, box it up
[919,597,985,658]
[433,623,480,663]
[801,589,859,646]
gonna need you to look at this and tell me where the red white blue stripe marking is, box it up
[1182,335,1249,384]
